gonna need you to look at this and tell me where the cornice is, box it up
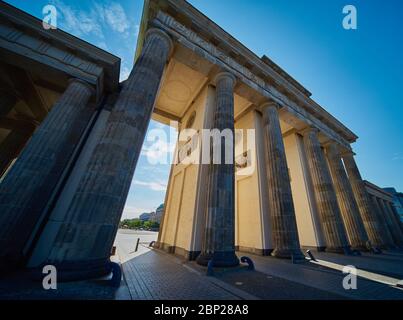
[0,1,121,93]
[137,0,358,145]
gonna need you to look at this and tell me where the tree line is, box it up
[119,218,160,230]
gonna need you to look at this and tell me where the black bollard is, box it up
[306,249,317,261]
[240,256,255,270]
[109,262,122,288]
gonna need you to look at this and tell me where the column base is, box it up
[196,251,240,267]
[325,246,352,254]
[351,245,369,252]
[271,248,306,261]
[29,258,112,282]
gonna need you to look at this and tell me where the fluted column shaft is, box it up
[343,153,388,248]
[261,103,303,259]
[379,199,403,247]
[371,196,395,247]
[197,72,239,267]
[325,143,369,250]
[39,28,173,279]
[0,129,33,177]
[302,128,349,252]
[0,79,94,268]
[387,202,403,234]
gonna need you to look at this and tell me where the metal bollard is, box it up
[109,262,122,288]
[240,256,255,270]
[135,238,140,252]
[306,249,317,261]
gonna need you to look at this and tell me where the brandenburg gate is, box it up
[0,0,402,280]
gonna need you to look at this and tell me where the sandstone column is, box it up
[379,199,403,247]
[39,28,173,279]
[260,102,304,259]
[370,195,395,248]
[0,79,94,269]
[325,143,369,250]
[302,128,350,253]
[342,152,387,248]
[196,72,239,267]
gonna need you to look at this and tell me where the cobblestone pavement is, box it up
[121,250,244,300]
[244,251,403,300]
[116,230,247,300]
[313,250,403,279]
[0,272,117,300]
[187,261,345,300]
[116,230,403,300]
[1,229,402,300]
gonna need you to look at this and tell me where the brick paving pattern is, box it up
[121,249,240,300]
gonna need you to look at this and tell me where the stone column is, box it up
[196,72,239,267]
[370,195,395,248]
[0,129,33,177]
[342,152,387,248]
[260,102,304,259]
[0,79,94,269]
[302,128,350,253]
[38,28,173,279]
[387,202,403,234]
[325,143,369,251]
[379,199,403,247]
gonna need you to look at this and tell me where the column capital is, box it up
[213,71,236,87]
[68,78,95,97]
[145,28,174,58]
[340,149,356,157]
[258,101,280,112]
[323,140,340,152]
[300,126,319,136]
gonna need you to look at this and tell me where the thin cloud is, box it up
[119,65,131,81]
[52,0,104,38]
[392,152,403,161]
[122,205,153,219]
[95,2,131,34]
[52,0,134,41]
[133,180,167,192]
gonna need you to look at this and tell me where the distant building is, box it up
[383,187,403,222]
[156,204,164,223]
[139,212,151,221]
[149,204,164,223]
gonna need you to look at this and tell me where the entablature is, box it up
[136,0,357,149]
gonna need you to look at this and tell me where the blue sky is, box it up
[5,0,403,218]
